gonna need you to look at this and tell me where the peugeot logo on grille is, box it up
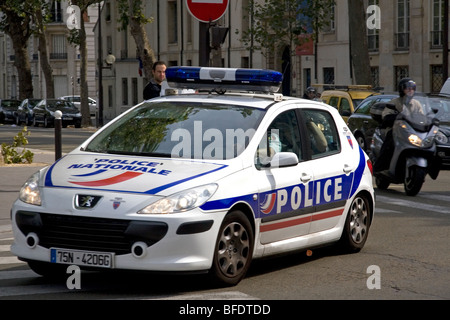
[75,195,102,209]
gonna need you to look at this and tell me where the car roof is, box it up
[151,91,305,110]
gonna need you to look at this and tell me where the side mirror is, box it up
[270,152,299,168]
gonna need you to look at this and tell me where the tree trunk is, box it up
[79,12,91,127]
[5,11,33,99]
[348,0,373,86]
[128,0,156,82]
[35,6,54,98]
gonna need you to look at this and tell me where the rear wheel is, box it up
[404,166,426,196]
[338,193,371,253]
[210,211,254,286]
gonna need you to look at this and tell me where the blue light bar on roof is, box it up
[165,67,283,93]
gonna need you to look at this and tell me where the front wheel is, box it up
[404,166,426,196]
[338,194,372,253]
[210,211,254,286]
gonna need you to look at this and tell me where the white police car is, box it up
[11,67,375,285]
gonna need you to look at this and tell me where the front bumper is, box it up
[11,204,225,272]
[436,145,450,170]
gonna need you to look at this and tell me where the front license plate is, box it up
[50,248,114,268]
[63,117,73,120]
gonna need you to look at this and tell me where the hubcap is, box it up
[349,197,368,244]
[217,222,250,277]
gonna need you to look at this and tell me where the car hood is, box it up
[43,152,231,196]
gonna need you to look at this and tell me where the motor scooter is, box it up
[369,100,441,196]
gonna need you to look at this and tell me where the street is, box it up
[0,124,449,301]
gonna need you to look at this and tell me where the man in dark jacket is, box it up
[143,61,167,100]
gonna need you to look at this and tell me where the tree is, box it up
[32,1,55,98]
[117,0,156,82]
[240,0,335,95]
[68,0,99,127]
[0,0,34,99]
[348,0,372,85]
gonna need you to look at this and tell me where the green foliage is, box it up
[240,0,335,55]
[117,0,154,31]
[1,127,34,164]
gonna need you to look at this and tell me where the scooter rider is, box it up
[373,78,423,173]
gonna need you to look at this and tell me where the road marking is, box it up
[376,195,450,214]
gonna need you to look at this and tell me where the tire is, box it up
[404,166,426,196]
[355,133,366,151]
[338,194,371,253]
[27,260,67,279]
[375,175,390,190]
[210,210,254,286]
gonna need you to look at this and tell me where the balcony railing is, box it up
[50,53,68,60]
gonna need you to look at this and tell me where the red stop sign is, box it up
[186,0,229,23]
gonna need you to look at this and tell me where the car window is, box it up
[255,109,302,168]
[85,101,265,160]
[340,98,351,115]
[328,97,339,108]
[354,99,374,114]
[301,109,340,159]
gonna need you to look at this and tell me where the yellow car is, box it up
[318,85,379,122]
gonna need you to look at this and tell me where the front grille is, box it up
[16,212,168,255]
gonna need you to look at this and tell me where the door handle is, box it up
[343,164,353,174]
[300,172,312,183]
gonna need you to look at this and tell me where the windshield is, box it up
[85,101,265,160]
[1,100,20,110]
[400,97,436,128]
[47,100,78,112]
[420,96,450,126]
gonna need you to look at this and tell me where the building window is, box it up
[122,78,128,105]
[132,78,138,105]
[395,0,410,50]
[371,66,380,88]
[50,1,63,23]
[431,65,444,93]
[50,35,67,60]
[431,0,444,48]
[168,0,178,44]
[394,66,409,88]
[323,67,335,84]
[322,5,335,33]
[367,0,379,51]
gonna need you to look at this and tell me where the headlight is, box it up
[19,172,41,206]
[435,131,449,145]
[408,134,422,147]
[138,183,218,214]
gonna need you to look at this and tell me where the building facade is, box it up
[302,0,449,94]
[1,0,449,122]
[0,1,98,100]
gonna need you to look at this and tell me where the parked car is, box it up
[32,99,82,128]
[424,95,450,170]
[15,98,42,126]
[0,99,21,124]
[11,67,375,286]
[347,94,398,150]
[59,95,97,116]
[320,85,379,122]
